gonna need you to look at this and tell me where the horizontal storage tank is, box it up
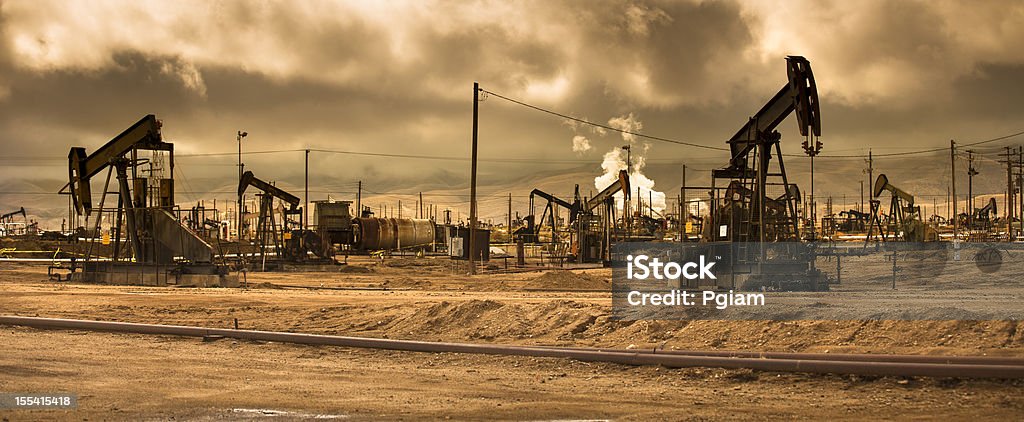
[394,218,435,249]
[353,218,434,250]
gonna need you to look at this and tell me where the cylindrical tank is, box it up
[353,218,434,250]
[394,218,435,249]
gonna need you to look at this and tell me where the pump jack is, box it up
[709,56,819,243]
[526,188,576,249]
[62,115,233,286]
[957,197,998,232]
[238,170,330,269]
[572,170,630,263]
[700,56,825,291]
[866,174,936,242]
[520,170,631,265]
[1,207,26,223]
[0,207,28,235]
[837,209,869,232]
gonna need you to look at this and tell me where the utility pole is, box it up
[622,145,631,232]
[508,193,513,243]
[237,130,247,241]
[469,82,480,275]
[864,148,873,231]
[1005,146,1014,239]
[356,181,362,218]
[865,149,873,200]
[947,186,951,222]
[967,149,978,227]
[1018,146,1023,240]
[680,164,686,242]
[304,149,309,230]
[951,140,957,240]
[860,180,864,214]
[419,192,423,219]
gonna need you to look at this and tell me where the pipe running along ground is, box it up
[546,346,1024,366]
[2,315,1023,379]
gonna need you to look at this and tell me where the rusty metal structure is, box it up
[309,201,435,255]
[313,200,354,255]
[238,170,331,269]
[699,56,825,291]
[0,207,28,235]
[352,217,435,251]
[708,56,819,243]
[519,170,631,264]
[62,115,233,286]
[572,169,630,263]
[837,209,869,232]
[867,174,936,242]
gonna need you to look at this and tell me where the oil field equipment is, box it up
[352,217,435,251]
[313,200,355,256]
[867,174,937,242]
[310,200,436,255]
[520,170,631,265]
[965,197,998,231]
[62,115,234,286]
[837,209,869,232]
[238,170,332,269]
[572,169,630,263]
[708,55,819,244]
[699,56,826,291]
[526,187,577,248]
[0,207,28,235]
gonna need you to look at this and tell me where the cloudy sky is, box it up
[1,0,1023,225]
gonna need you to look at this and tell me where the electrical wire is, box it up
[478,86,1024,159]
[479,88,728,151]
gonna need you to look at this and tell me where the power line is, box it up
[479,88,729,151]
[815,130,1024,158]
[176,147,624,164]
[479,86,1024,159]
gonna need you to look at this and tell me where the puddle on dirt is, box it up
[231,408,349,419]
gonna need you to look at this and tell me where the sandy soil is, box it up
[2,327,1022,421]
[1,260,1023,419]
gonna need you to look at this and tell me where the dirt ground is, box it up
[1,259,1023,420]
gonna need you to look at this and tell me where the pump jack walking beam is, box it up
[238,171,301,212]
[64,115,170,216]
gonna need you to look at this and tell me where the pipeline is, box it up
[2,315,1023,379]
[548,346,1024,366]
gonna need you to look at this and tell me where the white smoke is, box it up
[594,113,666,215]
[571,135,592,153]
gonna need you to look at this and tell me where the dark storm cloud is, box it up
[1,0,1023,225]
